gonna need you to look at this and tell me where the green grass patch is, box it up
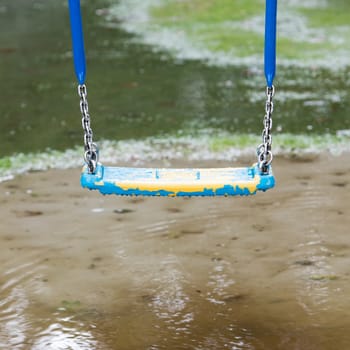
[151,0,264,25]
[209,133,349,153]
[210,134,257,152]
[0,157,12,170]
[198,29,263,56]
[277,38,333,60]
[147,0,350,62]
[298,6,350,28]
[310,274,339,281]
[60,300,83,312]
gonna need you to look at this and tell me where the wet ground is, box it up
[0,156,350,349]
[1,1,350,349]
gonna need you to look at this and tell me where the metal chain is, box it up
[78,84,99,174]
[257,85,274,174]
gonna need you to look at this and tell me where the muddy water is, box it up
[1,0,350,349]
[0,157,350,349]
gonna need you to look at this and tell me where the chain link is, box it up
[257,85,274,174]
[77,82,273,174]
[78,84,99,173]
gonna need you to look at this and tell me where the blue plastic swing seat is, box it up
[80,164,275,197]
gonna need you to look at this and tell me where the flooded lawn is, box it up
[1,0,350,349]
[1,0,350,158]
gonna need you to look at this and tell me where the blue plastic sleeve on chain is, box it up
[68,0,86,84]
[264,0,277,88]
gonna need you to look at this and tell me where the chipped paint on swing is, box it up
[80,164,275,197]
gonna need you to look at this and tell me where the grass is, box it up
[298,6,350,28]
[148,0,350,63]
[197,29,263,57]
[0,157,12,170]
[209,133,349,153]
[151,0,264,25]
[210,134,257,152]
[150,0,265,57]
[0,134,348,180]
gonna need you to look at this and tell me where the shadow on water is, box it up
[0,0,350,157]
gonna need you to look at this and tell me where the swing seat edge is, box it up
[80,164,275,197]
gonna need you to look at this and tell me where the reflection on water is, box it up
[32,322,97,350]
[1,158,350,349]
[0,260,98,349]
[1,0,350,348]
[150,256,193,339]
[0,287,28,348]
[295,233,338,316]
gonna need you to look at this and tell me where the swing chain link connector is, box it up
[78,84,99,174]
[257,85,274,174]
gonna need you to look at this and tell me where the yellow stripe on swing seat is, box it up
[81,164,275,197]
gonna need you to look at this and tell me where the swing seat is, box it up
[80,164,275,197]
